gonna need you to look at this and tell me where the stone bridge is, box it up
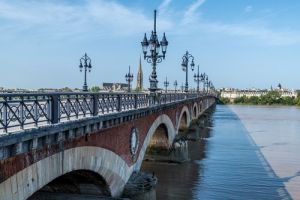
[0,92,216,199]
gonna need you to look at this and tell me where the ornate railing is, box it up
[0,92,210,133]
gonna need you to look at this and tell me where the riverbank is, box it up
[219,101,300,107]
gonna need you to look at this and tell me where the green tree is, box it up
[295,92,300,105]
[221,91,300,106]
[133,87,142,93]
[248,96,259,104]
[90,86,101,92]
[219,97,230,104]
[60,87,73,92]
[234,96,247,104]
[282,96,294,105]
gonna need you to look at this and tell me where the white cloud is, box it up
[196,21,300,45]
[0,0,173,39]
[0,0,299,46]
[182,0,206,24]
[86,1,152,35]
[245,5,253,13]
[173,0,300,46]
[158,0,172,14]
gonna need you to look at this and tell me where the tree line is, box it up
[219,91,300,106]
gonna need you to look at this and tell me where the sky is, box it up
[0,0,300,90]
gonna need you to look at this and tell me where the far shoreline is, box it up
[219,103,300,107]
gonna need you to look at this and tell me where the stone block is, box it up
[31,138,38,150]
[4,177,12,200]
[14,142,23,155]
[56,132,64,142]
[68,129,75,139]
[10,174,18,200]
[0,147,8,160]
[16,169,24,200]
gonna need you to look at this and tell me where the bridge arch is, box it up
[192,102,199,119]
[176,106,191,133]
[134,114,175,170]
[0,147,132,200]
[148,123,169,149]
[199,100,203,114]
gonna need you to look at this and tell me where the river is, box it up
[141,105,299,200]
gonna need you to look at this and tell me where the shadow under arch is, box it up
[192,102,199,119]
[28,169,111,199]
[134,114,175,171]
[148,123,169,149]
[176,106,191,134]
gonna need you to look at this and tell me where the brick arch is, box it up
[134,114,175,170]
[176,105,191,133]
[0,147,133,200]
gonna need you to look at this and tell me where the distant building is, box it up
[277,83,282,90]
[102,83,128,91]
[0,88,30,93]
[220,86,297,100]
[136,56,143,90]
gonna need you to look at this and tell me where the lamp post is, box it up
[205,76,209,93]
[208,81,212,94]
[201,73,206,92]
[181,51,195,93]
[212,84,215,95]
[141,10,168,93]
[79,53,92,92]
[211,82,214,94]
[181,83,184,93]
[194,65,201,93]
[125,65,134,92]
[174,80,178,93]
[164,77,169,93]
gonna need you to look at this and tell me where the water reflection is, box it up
[142,105,292,200]
[141,110,213,200]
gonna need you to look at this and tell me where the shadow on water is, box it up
[281,171,300,183]
[141,105,292,200]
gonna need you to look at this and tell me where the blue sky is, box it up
[1,0,300,89]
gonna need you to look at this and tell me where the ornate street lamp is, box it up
[79,53,92,92]
[141,10,168,93]
[181,51,195,93]
[174,80,178,93]
[125,65,134,92]
[194,65,201,93]
[164,77,169,93]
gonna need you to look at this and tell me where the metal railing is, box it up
[0,92,212,133]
